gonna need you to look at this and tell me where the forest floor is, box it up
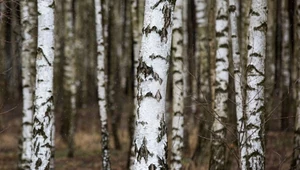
[0,103,295,170]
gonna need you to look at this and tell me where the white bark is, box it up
[63,0,77,157]
[19,0,36,168]
[171,0,184,169]
[133,0,175,169]
[94,0,111,169]
[244,0,267,169]
[292,0,300,169]
[228,0,245,169]
[209,0,229,169]
[31,0,55,169]
[129,0,144,169]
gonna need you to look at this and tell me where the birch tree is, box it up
[94,0,111,169]
[192,0,210,162]
[8,1,22,102]
[280,0,291,130]
[265,0,276,130]
[108,0,122,150]
[244,0,267,168]
[19,0,36,168]
[228,0,245,169]
[62,0,77,157]
[209,0,229,169]
[171,0,184,169]
[133,0,175,169]
[0,1,5,114]
[129,0,144,168]
[292,0,300,168]
[31,0,55,169]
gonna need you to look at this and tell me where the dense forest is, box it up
[0,0,299,169]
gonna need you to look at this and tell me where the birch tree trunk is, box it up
[94,0,111,169]
[8,1,21,102]
[228,0,245,169]
[292,0,300,168]
[123,0,133,96]
[133,0,175,169]
[19,0,36,168]
[171,0,184,169]
[62,0,77,158]
[280,0,291,130]
[108,0,122,150]
[182,0,190,157]
[265,0,276,130]
[0,3,5,116]
[195,0,209,107]
[53,0,64,116]
[209,0,229,169]
[129,0,144,168]
[192,0,210,163]
[31,0,55,169]
[244,0,267,169]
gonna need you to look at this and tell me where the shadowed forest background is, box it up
[0,0,299,169]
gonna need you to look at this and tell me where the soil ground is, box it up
[0,103,295,170]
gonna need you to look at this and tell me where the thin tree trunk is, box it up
[228,0,245,169]
[209,0,229,169]
[74,0,85,109]
[265,0,277,131]
[53,0,64,115]
[123,0,133,97]
[19,0,36,168]
[182,0,190,157]
[0,2,6,128]
[192,0,210,163]
[10,1,22,102]
[94,0,111,169]
[244,0,267,169]
[171,0,184,169]
[108,0,122,150]
[191,0,198,114]
[292,0,300,168]
[240,1,250,127]
[280,0,292,131]
[62,0,77,158]
[133,0,175,169]
[208,0,216,127]
[31,0,55,169]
